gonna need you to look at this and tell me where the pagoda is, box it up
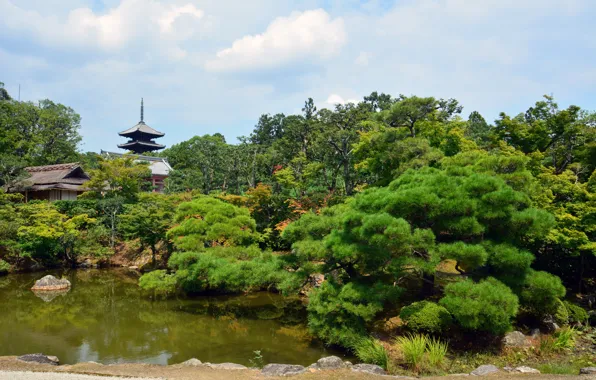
[118,99,166,154]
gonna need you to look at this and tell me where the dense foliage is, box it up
[0,83,594,353]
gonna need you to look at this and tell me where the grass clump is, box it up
[352,337,389,369]
[553,327,577,350]
[426,337,448,367]
[394,334,428,371]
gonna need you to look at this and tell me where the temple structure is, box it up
[118,99,166,154]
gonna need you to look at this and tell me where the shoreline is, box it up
[0,356,592,380]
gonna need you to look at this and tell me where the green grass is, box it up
[537,363,580,375]
[394,334,428,371]
[352,338,389,369]
[426,337,448,367]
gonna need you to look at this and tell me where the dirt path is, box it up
[0,357,591,380]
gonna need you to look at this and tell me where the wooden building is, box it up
[9,163,90,201]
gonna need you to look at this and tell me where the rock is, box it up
[262,364,307,376]
[179,358,203,366]
[31,275,71,291]
[580,367,596,375]
[502,331,529,347]
[530,328,541,338]
[310,274,325,288]
[344,361,353,367]
[542,315,560,333]
[17,353,60,366]
[128,266,139,270]
[207,362,247,370]
[315,356,346,370]
[513,366,540,374]
[470,365,499,376]
[351,363,386,375]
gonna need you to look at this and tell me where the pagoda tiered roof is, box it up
[117,98,166,154]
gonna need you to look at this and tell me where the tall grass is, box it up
[353,338,389,369]
[553,327,577,350]
[426,337,448,367]
[394,334,428,371]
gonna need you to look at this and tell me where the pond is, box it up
[0,269,347,366]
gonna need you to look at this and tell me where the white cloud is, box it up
[355,51,371,66]
[0,0,206,53]
[326,94,358,105]
[205,9,346,72]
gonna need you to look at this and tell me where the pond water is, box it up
[0,269,347,366]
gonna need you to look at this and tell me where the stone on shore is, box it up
[17,353,60,366]
[504,366,540,374]
[580,367,596,375]
[31,275,71,291]
[351,363,386,375]
[470,365,499,376]
[205,362,247,370]
[262,364,306,376]
[178,358,202,366]
[313,356,346,370]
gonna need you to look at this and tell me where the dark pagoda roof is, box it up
[119,121,165,137]
[118,140,165,152]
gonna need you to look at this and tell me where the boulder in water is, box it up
[31,275,71,291]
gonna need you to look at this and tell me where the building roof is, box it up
[117,140,166,150]
[118,121,165,137]
[101,151,172,176]
[10,163,90,192]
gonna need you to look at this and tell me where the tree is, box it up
[466,111,491,144]
[120,193,177,267]
[84,156,151,199]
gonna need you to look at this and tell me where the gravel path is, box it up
[0,372,164,380]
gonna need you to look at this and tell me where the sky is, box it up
[1,0,595,153]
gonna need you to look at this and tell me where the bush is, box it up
[0,259,9,275]
[352,338,389,369]
[520,270,566,317]
[564,301,589,325]
[138,270,177,296]
[554,299,570,325]
[439,278,519,335]
[399,301,452,334]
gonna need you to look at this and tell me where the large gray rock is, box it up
[262,364,306,376]
[351,363,386,375]
[17,353,60,366]
[178,358,202,366]
[314,356,346,370]
[502,331,529,347]
[470,365,499,376]
[580,367,596,375]
[31,275,71,291]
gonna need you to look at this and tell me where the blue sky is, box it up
[1,0,595,153]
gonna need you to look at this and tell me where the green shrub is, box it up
[439,278,519,335]
[0,259,9,275]
[394,334,428,371]
[138,270,177,296]
[564,301,589,325]
[520,270,566,317]
[426,337,448,368]
[399,301,452,334]
[554,299,570,325]
[352,338,389,369]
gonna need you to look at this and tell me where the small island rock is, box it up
[262,364,306,376]
[179,358,202,366]
[471,365,499,376]
[206,362,247,370]
[31,275,71,291]
[17,353,59,366]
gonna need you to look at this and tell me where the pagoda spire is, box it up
[140,98,144,123]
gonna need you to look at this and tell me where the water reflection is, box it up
[0,269,346,365]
